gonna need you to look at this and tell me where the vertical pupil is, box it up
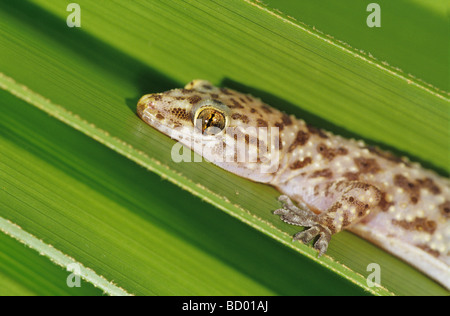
[204,113,217,128]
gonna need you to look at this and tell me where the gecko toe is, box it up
[293,226,320,243]
[293,225,331,257]
[278,213,307,226]
[273,208,289,215]
[314,228,331,257]
[278,195,292,206]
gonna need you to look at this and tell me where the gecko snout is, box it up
[137,94,156,118]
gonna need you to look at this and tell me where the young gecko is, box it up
[137,80,450,289]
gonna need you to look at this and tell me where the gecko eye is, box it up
[195,108,226,135]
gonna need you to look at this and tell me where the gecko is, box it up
[137,80,450,289]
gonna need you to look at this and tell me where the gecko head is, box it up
[137,80,291,182]
[137,81,230,136]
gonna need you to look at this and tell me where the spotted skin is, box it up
[137,80,450,289]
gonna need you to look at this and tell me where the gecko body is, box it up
[137,80,450,289]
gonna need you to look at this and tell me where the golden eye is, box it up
[195,108,226,135]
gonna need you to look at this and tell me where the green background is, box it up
[0,0,448,296]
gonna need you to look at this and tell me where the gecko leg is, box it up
[274,195,331,256]
[274,181,381,257]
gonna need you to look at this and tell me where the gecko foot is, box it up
[273,195,331,257]
[274,195,316,225]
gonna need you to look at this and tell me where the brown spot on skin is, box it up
[357,202,370,217]
[202,84,213,90]
[307,125,328,139]
[416,244,440,257]
[274,122,284,131]
[220,88,233,95]
[231,113,240,120]
[324,182,334,197]
[321,202,345,234]
[350,181,379,195]
[310,168,333,178]
[181,89,194,94]
[335,182,381,211]
[357,182,374,192]
[210,93,219,99]
[228,98,244,109]
[316,143,331,159]
[295,131,310,144]
[288,130,310,152]
[342,212,352,227]
[156,114,164,120]
[239,97,247,104]
[343,172,360,181]
[188,95,202,104]
[392,217,437,234]
[366,146,407,165]
[344,195,370,217]
[394,174,420,204]
[394,174,410,186]
[231,113,249,124]
[394,175,442,205]
[416,178,441,195]
[329,202,342,214]
[438,201,450,218]
[261,105,273,113]
[334,180,347,192]
[378,192,394,212]
[250,108,258,114]
[290,157,312,170]
[314,184,320,196]
[171,108,191,121]
[281,114,293,126]
[354,157,381,174]
[256,119,268,127]
[317,143,348,161]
